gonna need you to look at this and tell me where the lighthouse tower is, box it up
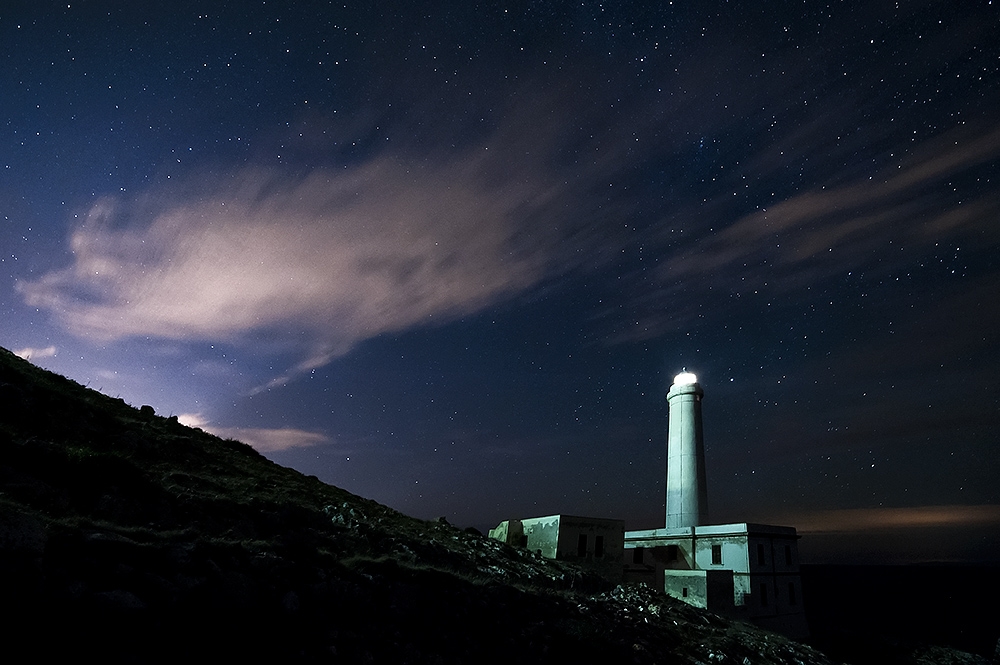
[665,371,708,528]
[625,370,808,637]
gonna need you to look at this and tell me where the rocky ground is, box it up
[0,347,990,663]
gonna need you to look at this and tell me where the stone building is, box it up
[489,514,624,583]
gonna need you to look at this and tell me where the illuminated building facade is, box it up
[624,372,809,637]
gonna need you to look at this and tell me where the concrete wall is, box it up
[662,569,734,612]
[552,515,625,582]
[521,515,561,559]
[743,531,804,623]
[694,534,751,605]
[491,514,625,583]
[488,519,525,547]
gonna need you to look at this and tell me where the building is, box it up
[489,514,624,583]
[624,523,806,635]
[623,372,809,638]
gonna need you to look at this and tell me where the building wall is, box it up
[661,569,734,611]
[624,523,808,637]
[488,519,525,547]
[491,514,625,583]
[694,533,751,605]
[744,532,803,622]
[521,515,561,559]
[548,515,624,583]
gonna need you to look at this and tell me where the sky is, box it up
[2,0,998,564]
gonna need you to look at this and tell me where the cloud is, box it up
[607,121,1000,343]
[671,122,1000,280]
[177,413,330,453]
[13,346,57,361]
[18,146,578,379]
[19,81,654,387]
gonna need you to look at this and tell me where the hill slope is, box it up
[0,347,834,663]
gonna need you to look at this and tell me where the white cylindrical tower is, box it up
[665,371,708,528]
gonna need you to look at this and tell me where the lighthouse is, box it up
[625,370,808,637]
[665,371,708,528]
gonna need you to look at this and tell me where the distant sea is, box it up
[801,563,1000,661]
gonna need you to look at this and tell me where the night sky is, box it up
[3,1,999,564]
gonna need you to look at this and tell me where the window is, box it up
[681,587,688,598]
[757,543,766,566]
[788,581,797,606]
[759,583,768,607]
[577,534,588,557]
[785,544,792,567]
[632,547,644,564]
[595,535,605,558]
[711,544,722,565]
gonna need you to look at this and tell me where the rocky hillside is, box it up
[0,346,837,663]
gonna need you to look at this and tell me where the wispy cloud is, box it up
[21,159,548,343]
[19,153,571,385]
[13,346,57,361]
[177,413,330,453]
[608,121,1000,343]
[17,85,646,386]
[670,122,1000,280]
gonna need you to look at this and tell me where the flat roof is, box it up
[625,522,798,542]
